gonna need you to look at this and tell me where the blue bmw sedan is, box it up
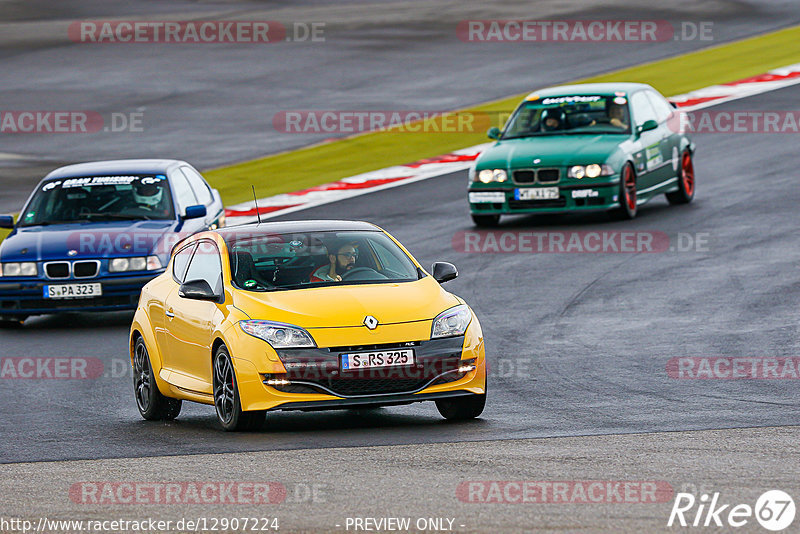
[0,159,225,325]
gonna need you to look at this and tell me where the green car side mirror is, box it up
[487,127,501,140]
[637,119,658,135]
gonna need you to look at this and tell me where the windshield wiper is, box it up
[501,133,542,140]
[78,213,153,221]
[21,220,89,227]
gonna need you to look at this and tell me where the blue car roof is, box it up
[43,159,188,180]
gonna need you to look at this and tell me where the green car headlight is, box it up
[569,164,614,179]
[239,320,316,349]
[569,165,586,179]
[585,164,602,178]
[477,169,508,183]
[431,304,472,339]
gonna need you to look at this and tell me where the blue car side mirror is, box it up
[183,205,207,220]
[0,215,14,229]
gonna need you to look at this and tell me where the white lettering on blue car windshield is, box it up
[42,175,165,191]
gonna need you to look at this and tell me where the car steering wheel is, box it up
[340,267,388,281]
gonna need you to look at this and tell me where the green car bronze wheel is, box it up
[133,337,182,421]
[213,345,265,432]
[666,150,695,205]
[613,163,638,220]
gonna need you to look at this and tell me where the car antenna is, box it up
[251,185,262,225]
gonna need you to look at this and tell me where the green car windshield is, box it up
[226,230,421,291]
[19,175,175,226]
[502,95,632,138]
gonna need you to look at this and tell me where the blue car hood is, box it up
[0,220,177,262]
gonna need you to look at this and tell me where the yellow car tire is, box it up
[133,337,182,421]
[213,344,266,432]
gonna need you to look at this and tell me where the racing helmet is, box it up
[133,181,163,207]
[608,101,628,121]
[541,108,566,131]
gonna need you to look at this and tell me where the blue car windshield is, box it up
[502,94,632,138]
[19,175,175,226]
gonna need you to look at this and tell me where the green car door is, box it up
[630,90,673,193]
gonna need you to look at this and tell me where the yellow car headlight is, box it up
[431,305,472,339]
[239,320,316,349]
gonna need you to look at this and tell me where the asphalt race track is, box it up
[2,2,800,530]
[2,0,800,212]
[1,83,799,464]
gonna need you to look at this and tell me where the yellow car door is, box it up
[163,239,223,394]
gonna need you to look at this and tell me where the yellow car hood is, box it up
[232,277,460,328]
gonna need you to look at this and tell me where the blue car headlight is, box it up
[0,262,37,277]
[109,256,162,272]
[431,304,472,339]
[239,320,316,349]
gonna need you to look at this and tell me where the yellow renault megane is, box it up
[130,220,486,431]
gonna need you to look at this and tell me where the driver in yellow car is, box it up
[310,241,358,282]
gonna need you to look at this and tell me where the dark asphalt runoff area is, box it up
[1,84,798,463]
[2,0,800,212]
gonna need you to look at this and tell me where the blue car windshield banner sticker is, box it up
[42,175,164,191]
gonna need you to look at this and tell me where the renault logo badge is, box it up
[363,315,378,330]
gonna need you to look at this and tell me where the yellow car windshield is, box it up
[226,230,421,291]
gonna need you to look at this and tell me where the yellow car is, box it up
[130,220,487,431]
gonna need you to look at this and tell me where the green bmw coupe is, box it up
[468,83,695,226]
